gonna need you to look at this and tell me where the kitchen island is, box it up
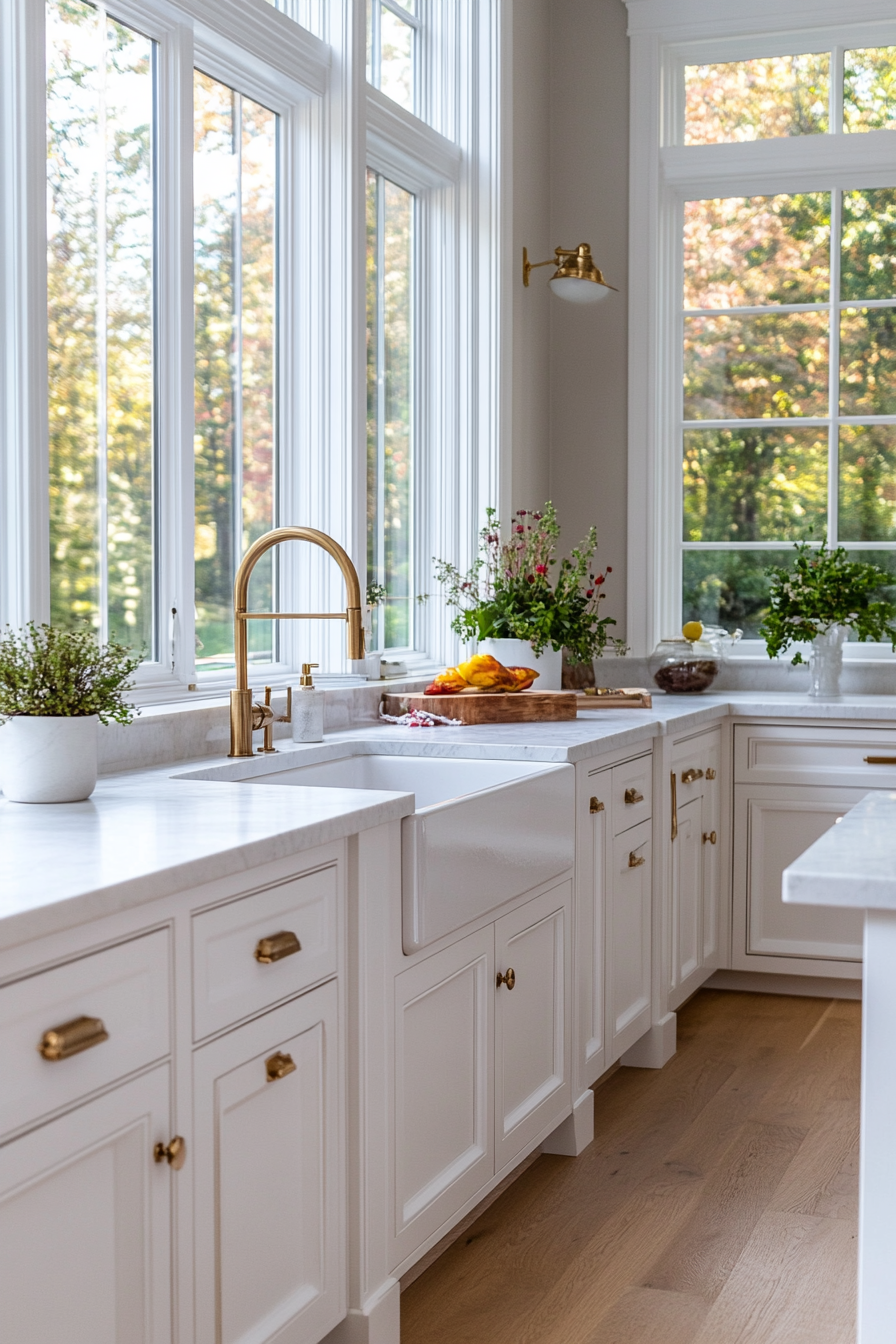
[784,790,896,1344]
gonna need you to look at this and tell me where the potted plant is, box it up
[760,542,896,697]
[0,623,141,802]
[434,504,624,690]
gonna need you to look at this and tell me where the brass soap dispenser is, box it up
[292,663,324,743]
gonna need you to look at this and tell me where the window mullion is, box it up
[829,186,842,546]
[375,173,387,648]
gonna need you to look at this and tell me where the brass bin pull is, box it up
[680,767,704,784]
[154,1135,187,1170]
[624,788,644,805]
[266,1051,297,1082]
[590,796,605,814]
[703,830,717,845]
[255,931,302,963]
[39,1015,109,1062]
[670,771,678,842]
[496,968,516,991]
[865,756,896,765]
[628,851,646,868]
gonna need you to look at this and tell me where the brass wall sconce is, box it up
[522,243,617,304]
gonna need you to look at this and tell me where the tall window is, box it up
[367,0,418,114]
[47,0,156,653]
[193,74,278,673]
[678,49,896,637]
[366,170,414,650]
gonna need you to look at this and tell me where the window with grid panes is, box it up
[680,47,896,638]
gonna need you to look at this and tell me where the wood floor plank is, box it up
[641,1120,807,1302]
[400,991,861,1344]
[769,1100,859,1222]
[580,1286,709,1344]
[690,1210,857,1344]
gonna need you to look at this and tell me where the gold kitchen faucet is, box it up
[228,527,365,757]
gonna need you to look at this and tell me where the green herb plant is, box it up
[760,542,896,664]
[0,623,142,723]
[433,503,626,665]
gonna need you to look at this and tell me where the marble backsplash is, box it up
[99,678,430,774]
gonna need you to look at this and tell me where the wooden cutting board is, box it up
[383,690,578,724]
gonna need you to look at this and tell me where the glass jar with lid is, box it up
[649,632,722,694]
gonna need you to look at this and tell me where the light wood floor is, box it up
[401,989,860,1344]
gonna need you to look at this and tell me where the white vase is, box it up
[477,638,563,691]
[0,715,98,803]
[808,625,846,699]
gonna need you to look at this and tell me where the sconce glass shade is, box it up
[549,274,611,303]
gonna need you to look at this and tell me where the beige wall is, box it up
[549,0,630,641]
[508,0,631,640]
[509,0,552,513]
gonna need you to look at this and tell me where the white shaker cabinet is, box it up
[608,819,653,1059]
[0,1064,173,1344]
[667,727,724,1010]
[193,981,344,1344]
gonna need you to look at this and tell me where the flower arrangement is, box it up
[760,542,896,663]
[0,622,142,723]
[433,503,625,665]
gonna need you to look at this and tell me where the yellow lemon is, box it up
[682,620,703,642]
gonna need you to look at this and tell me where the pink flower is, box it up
[586,589,594,598]
[535,564,547,575]
[595,574,605,585]
[606,566,612,574]
[515,524,525,533]
[527,574,535,583]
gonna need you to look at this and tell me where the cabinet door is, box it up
[732,786,866,976]
[608,820,652,1061]
[701,733,722,971]
[670,795,702,1009]
[575,767,608,1091]
[495,884,571,1170]
[193,982,343,1344]
[392,927,493,1266]
[0,1065,171,1344]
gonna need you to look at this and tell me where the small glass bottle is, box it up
[292,663,324,742]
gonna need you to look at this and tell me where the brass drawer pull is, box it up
[39,1015,109,1062]
[154,1135,187,1170]
[624,788,644,805]
[628,851,646,868]
[255,931,302,963]
[266,1051,297,1082]
[705,767,717,780]
[496,968,516,990]
[703,830,717,845]
[864,756,896,765]
[590,796,605,814]
[680,768,704,784]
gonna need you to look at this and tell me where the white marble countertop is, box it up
[783,790,896,911]
[4,689,896,951]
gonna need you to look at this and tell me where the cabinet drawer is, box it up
[192,863,339,1040]
[611,756,652,833]
[735,724,896,787]
[0,929,170,1140]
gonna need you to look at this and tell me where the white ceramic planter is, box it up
[478,638,563,691]
[0,715,98,803]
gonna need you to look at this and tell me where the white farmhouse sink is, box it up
[230,752,575,951]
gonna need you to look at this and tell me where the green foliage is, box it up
[366,582,387,607]
[433,505,626,665]
[0,624,142,723]
[759,542,896,663]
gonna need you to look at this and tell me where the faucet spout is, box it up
[228,526,365,757]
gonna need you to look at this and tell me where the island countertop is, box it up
[783,789,896,911]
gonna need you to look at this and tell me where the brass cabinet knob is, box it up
[39,1015,109,1061]
[589,797,605,814]
[154,1135,187,1170]
[628,851,646,868]
[703,830,717,845]
[705,767,717,780]
[255,930,302,963]
[496,968,516,990]
[266,1051,297,1082]
[680,767,704,785]
[624,788,644,805]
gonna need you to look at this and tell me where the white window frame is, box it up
[0,0,507,699]
[625,0,896,661]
